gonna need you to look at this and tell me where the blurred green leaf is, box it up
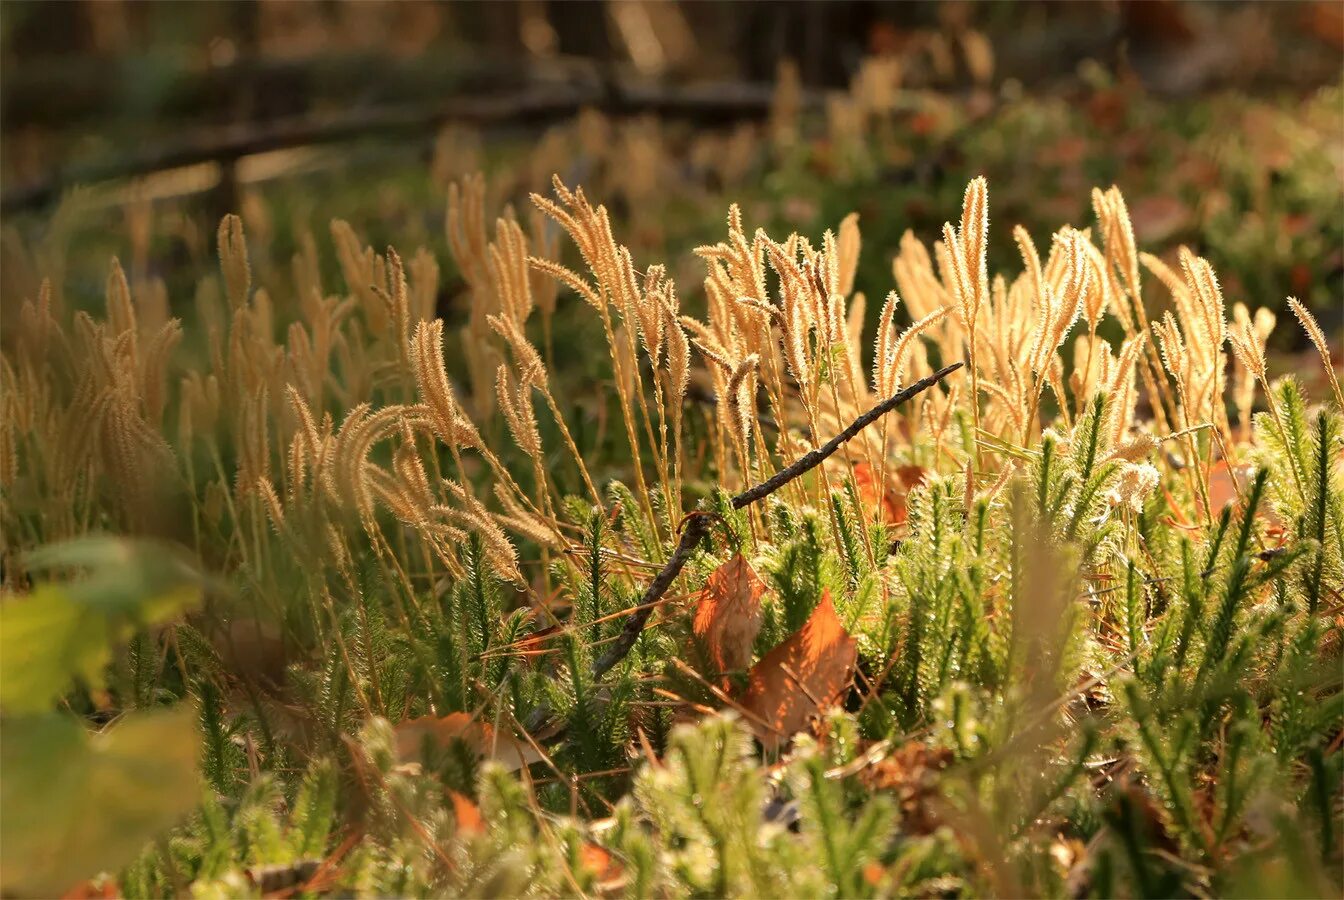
[24,536,215,614]
[0,586,111,713]
[1,537,205,714]
[0,708,201,896]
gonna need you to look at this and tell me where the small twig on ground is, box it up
[521,363,961,737]
[589,362,964,680]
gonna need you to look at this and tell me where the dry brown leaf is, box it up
[1198,461,1283,531]
[859,741,953,835]
[394,712,542,772]
[1301,1,1344,50]
[1128,195,1191,245]
[579,843,622,882]
[218,618,290,689]
[853,462,902,527]
[692,554,765,677]
[741,589,857,753]
[448,790,485,836]
[853,462,927,527]
[61,880,118,899]
[1205,460,1254,514]
[512,623,563,665]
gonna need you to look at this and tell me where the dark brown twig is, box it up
[521,363,961,737]
[3,78,828,214]
[589,362,963,680]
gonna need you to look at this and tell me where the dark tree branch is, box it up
[729,363,963,509]
[3,78,829,214]
[589,361,963,680]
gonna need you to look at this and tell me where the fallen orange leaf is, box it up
[1205,460,1255,514]
[513,623,563,664]
[1302,1,1344,51]
[853,462,927,527]
[579,843,622,881]
[692,554,765,678]
[61,880,118,899]
[741,589,858,753]
[1162,484,1192,527]
[895,464,930,492]
[1128,195,1191,244]
[448,790,485,836]
[394,712,542,772]
[858,741,953,835]
[1201,461,1284,530]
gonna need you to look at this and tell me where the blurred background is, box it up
[2,0,1341,353]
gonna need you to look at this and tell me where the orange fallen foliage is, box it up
[1165,461,1283,535]
[61,880,117,899]
[578,843,623,883]
[513,623,563,664]
[394,712,542,771]
[448,790,485,836]
[853,462,928,527]
[858,742,953,835]
[1205,460,1256,515]
[692,554,765,678]
[741,589,857,753]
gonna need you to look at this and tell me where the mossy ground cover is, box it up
[1,71,1341,898]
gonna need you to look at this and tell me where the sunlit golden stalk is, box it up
[623,317,676,526]
[1288,297,1344,413]
[596,301,659,535]
[818,319,877,568]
